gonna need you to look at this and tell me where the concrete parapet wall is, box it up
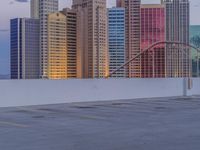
[187,78,200,96]
[0,78,199,107]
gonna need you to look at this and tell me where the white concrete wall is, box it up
[0,78,190,107]
[188,78,200,96]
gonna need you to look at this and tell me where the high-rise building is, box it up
[10,18,40,79]
[162,0,190,77]
[108,7,126,78]
[72,0,109,78]
[190,25,200,77]
[31,0,59,78]
[116,0,122,7]
[140,4,165,78]
[47,12,67,79]
[117,0,141,78]
[30,0,39,19]
[61,8,78,78]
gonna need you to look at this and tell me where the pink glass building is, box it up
[140,4,166,78]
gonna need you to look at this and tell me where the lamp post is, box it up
[106,41,200,78]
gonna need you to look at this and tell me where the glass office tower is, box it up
[140,4,165,78]
[108,7,126,78]
[10,18,40,79]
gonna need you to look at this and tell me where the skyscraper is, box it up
[47,12,67,79]
[72,0,109,78]
[10,18,40,79]
[108,7,126,78]
[30,0,39,19]
[116,0,122,7]
[140,4,165,78]
[117,0,141,78]
[162,0,190,77]
[31,0,59,79]
[61,8,78,78]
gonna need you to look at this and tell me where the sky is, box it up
[0,0,200,75]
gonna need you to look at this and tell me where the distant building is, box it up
[117,0,141,78]
[30,0,39,19]
[140,4,165,78]
[190,25,200,77]
[61,8,78,78]
[108,7,126,78]
[190,25,200,50]
[10,18,40,79]
[47,13,67,79]
[116,0,122,7]
[31,0,59,78]
[190,26,200,38]
[72,0,109,78]
[162,0,190,77]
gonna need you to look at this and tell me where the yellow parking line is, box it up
[0,121,29,128]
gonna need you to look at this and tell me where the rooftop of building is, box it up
[0,96,200,150]
[141,4,164,8]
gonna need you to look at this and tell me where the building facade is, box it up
[190,25,200,77]
[140,4,165,78]
[61,8,78,78]
[117,0,141,78]
[72,0,109,78]
[31,0,59,78]
[10,18,40,79]
[47,12,67,79]
[30,0,39,19]
[162,0,190,77]
[108,7,126,78]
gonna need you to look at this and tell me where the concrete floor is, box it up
[0,96,200,150]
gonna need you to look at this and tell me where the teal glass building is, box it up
[190,25,200,77]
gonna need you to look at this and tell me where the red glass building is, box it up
[140,4,166,78]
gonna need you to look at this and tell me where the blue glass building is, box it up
[10,18,40,79]
[108,7,126,77]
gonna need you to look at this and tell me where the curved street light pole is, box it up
[106,41,200,78]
